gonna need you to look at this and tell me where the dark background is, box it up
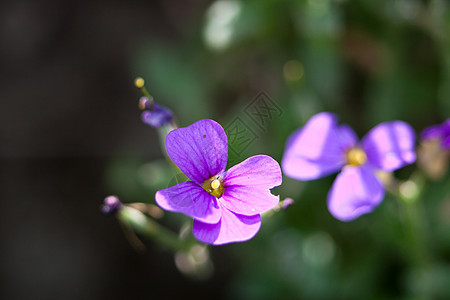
[0,0,232,298]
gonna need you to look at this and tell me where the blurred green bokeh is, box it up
[109,0,450,299]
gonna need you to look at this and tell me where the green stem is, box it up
[135,77,154,105]
[157,121,179,164]
[397,172,430,265]
[117,206,195,253]
[394,171,435,299]
[402,199,429,267]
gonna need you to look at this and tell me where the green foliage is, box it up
[111,0,450,298]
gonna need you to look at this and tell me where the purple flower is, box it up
[281,198,294,210]
[421,118,450,150]
[139,96,174,128]
[282,112,416,221]
[155,119,282,245]
[101,195,122,215]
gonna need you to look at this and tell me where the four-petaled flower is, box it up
[155,119,282,245]
[421,118,450,150]
[282,112,416,221]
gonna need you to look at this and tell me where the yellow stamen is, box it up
[134,77,153,105]
[346,147,367,166]
[134,77,145,88]
[211,179,220,190]
[202,176,224,198]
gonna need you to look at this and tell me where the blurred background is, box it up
[1,0,450,299]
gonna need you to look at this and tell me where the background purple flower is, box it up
[139,96,174,128]
[155,119,282,245]
[421,118,450,149]
[101,195,122,215]
[282,112,416,221]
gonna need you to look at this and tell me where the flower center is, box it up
[202,176,224,198]
[346,147,367,166]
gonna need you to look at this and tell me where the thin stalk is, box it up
[118,206,195,253]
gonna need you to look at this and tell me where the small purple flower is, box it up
[421,118,450,150]
[281,198,294,210]
[282,112,416,221]
[101,195,122,215]
[155,119,282,245]
[139,96,174,128]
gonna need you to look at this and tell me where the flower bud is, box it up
[141,102,174,128]
[101,195,122,215]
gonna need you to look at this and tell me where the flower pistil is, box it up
[346,147,367,166]
[202,176,224,198]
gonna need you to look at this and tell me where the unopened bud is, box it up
[281,198,294,210]
[141,103,174,128]
[101,195,122,215]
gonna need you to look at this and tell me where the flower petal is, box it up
[224,155,282,187]
[219,155,281,215]
[339,124,360,149]
[220,187,279,216]
[165,119,228,184]
[327,165,384,221]
[421,124,443,141]
[442,135,450,149]
[141,103,174,128]
[155,181,221,224]
[192,203,261,245]
[287,113,340,160]
[282,112,356,180]
[421,119,450,150]
[362,121,416,171]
